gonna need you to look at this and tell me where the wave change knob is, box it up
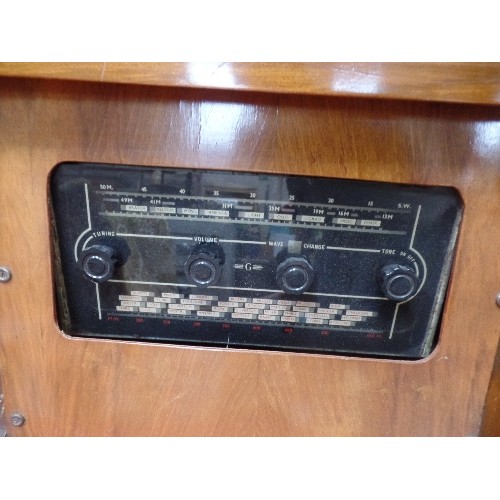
[378,264,420,302]
[277,257,314,295]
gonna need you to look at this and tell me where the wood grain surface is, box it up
[0,76,499,436]
[1,62,500,105]
[480,338,500,436]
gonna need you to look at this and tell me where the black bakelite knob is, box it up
[378,264,420,302]
[277,257,314,295]
[78,245,119,283]
[185,243,224,287]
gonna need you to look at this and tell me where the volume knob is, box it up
[378,264,420,302]
[277,257,314,295]
[184,243,224,287]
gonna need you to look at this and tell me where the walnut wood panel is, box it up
[480,338,500,436]
[0,77,499,436]
[1,63,500,105]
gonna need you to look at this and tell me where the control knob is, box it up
[378,264,420,302]
[185,243,224,287]
[78,245,120,283]
[276,257,314,295]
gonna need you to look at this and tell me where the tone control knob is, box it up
[277,257,314,295]
[378,264,420,302]
[184,243,224,287]
[78,245,119,283]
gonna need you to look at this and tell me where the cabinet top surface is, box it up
[1,62,500,105]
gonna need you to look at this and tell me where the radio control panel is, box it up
[50,162,462,359]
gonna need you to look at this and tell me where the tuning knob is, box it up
[78,245,120,283]
[277,257,314,295]
[378,264,420,302]
[185,243,224,287]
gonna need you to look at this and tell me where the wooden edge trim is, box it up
[1,62,500,105]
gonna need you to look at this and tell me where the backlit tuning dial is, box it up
[378,264,420,302]
[276,257,315,295]
[184,243,225,287]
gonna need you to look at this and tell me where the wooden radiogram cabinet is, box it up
[0,63,499,436]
